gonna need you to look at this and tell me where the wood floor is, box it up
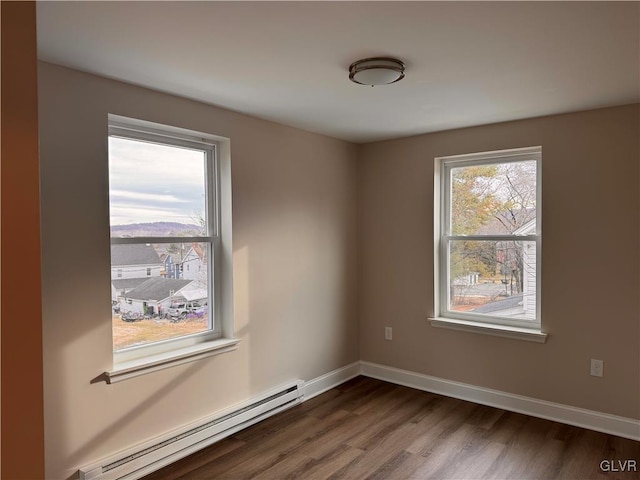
[144,376,640,480]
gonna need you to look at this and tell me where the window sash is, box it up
[444,234,538,242]
[436,146,541,330]
[108,124,222,360]
[109,125,220,238]
[439,237,540,329]
[442,153,540,238]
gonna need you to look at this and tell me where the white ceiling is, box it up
[37,1,639,143]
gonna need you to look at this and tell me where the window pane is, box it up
[111,242,210,351]
[450,160,537,235]
[448,240,536,320]
[109,136,207,237]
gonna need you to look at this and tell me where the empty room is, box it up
[1,1,639,479]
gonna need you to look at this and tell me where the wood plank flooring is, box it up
[144,376,640,480]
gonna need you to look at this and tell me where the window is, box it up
[434,147,542,334]
[108,117,229,367]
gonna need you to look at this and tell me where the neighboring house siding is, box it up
[110,244,164,280]
[163,256,178,279]
[514,219,537,319]
[112,264,163,279]
[182,245,207,281]
[122,298,160,315]
[523,242,536,317]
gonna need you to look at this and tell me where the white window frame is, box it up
[106,116,238,382]
[432,146,545,341]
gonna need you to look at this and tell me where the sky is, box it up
[109,136,207,226]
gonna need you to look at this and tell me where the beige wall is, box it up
[37,59,640,477]
[38,62,359,478]
[358,104,640,420]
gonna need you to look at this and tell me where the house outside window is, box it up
[434,146,541,331]
[108,118,222,358]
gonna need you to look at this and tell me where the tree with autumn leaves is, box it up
[450,161,536,301]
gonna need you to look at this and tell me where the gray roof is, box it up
[472,293,523,313]
[111,244,162,266]
[124,277,192,301]
[112,278,148,290]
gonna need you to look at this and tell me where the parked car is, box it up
[192,302,208,316]
[168,301,200,318]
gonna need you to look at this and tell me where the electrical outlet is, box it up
[590,359,603,377]
[385,326,392,340]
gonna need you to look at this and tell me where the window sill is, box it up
[105,338,240,384]
[428,317,547,343]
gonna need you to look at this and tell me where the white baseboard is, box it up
[79,380,305,480]
[303,361,361,401]
[360,361,640,441]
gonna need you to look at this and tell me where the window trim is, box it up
[433,146,543,334]
[429,317,547,343]
[106,338,241,383]
[107,116,234,373]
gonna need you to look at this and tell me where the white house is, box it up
[110,243,164,280]
[514,218,537,318]
[119,277,195,315]
[181,243,207,281]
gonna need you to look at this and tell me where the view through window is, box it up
[439,147,541,328]
[109,126,218,351]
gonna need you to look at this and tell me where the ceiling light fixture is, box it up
[348,57,405,86]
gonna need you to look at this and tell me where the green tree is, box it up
[450,165,501,289]
[451,165,501,235]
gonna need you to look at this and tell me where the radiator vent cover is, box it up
[79,381,305,480]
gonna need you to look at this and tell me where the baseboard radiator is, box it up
[79,380,305,480]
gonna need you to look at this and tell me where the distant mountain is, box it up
[111,222,202,237]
